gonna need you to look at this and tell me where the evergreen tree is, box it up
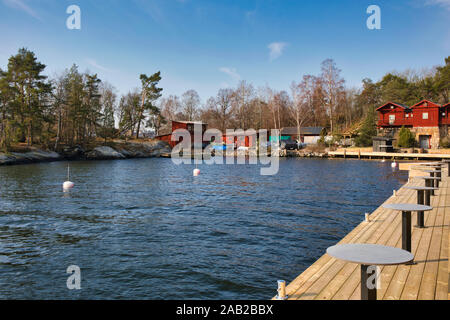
[398,126,416,148]
[355,107,377,147]
[135,72,163,139]
[6,48,52,145]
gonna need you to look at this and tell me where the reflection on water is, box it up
[0,158,407,299]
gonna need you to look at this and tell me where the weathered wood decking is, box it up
[277,165,449,300]
[329,150,450,160]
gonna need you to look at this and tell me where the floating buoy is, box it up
[391,162,398,168]
[63,181,74,190]
[63,165,75,190]
[193,168,200,176]
[381,159,386,163]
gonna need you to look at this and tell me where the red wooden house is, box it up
[410,100,441,127]
[377,100,449,149]
[155,120,207,148]
[376,102,413,127]
[222,132,256,148]
[441,102,450,125]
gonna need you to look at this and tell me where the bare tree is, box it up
[160,95,181,121]
[290,78,313,141]
[216,88,234,131]
[181,89,200,121]
[321,59,345,133]
[234,81,254,129]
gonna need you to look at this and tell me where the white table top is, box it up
[414,176,441,180]
[404,186,438,191]
[326,244,414,265]
[382,203,433,211]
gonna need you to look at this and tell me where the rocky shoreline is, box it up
[0,140,171,166]
[281,149,328,158]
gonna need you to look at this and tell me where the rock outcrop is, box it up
[114,140,172,158]
[0,140,172,166]
[85,146,126,160]
[0,149,61,165]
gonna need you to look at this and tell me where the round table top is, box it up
[404,186,438,191]
[419,170,441,173]
[326,244,414,266]
[414,176,441,180]
[382,203,433,211]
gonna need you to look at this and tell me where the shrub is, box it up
[440,136,450,148]
[397,126,416,148]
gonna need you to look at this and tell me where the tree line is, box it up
[1,48,449,150]
[0,48,162,150]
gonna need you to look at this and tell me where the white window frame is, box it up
[422,112,429,120]
[389,114,395,125]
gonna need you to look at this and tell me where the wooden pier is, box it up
[329,150,450,161]
[276,165,449,300]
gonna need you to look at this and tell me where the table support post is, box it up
[426,179,435,196]
[416,190,425,228]
[448,162,450,177]
[425,190,430,206]
[402,211,412,252]
[361,264,377,301]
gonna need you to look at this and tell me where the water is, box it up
[0,158,407,299]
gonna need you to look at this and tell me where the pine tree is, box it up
[135,72,163,139]
[355,107,377,147]
[398,126,416,148]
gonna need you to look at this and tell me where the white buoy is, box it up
[381,159,386,163]
[63,165,74,190]
[63,181,74,190]
[391,162,398,168]
[193,168,200,176]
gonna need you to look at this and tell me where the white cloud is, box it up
[268,42,288,61]
[86,59,115,73]
[424,0,450,10]
[219,67,240,81]
[2,0,41,20]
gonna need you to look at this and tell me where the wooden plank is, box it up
[399,194,439,300]
[383,183,443,300]
[418,182,446,300]
[328,151,450,160]
[286,200,399,299]
[332,184,417,300]
[312,185,416,300]
[283,204,391,297]
[434,180,449,300]
[279,166,450,300]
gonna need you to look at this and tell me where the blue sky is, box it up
[0,0,449,101]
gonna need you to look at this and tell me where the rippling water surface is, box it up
[0,158,407,299]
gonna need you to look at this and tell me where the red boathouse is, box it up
[377,100,450,149]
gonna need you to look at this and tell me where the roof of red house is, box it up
[442,102,450,108]
[376,102,410,111]
[410,99,440,108]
